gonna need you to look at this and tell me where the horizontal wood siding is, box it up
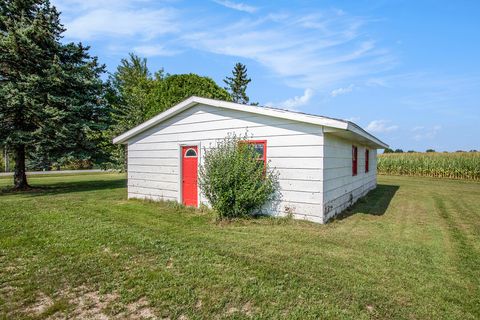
[128,104,325,222]
[322,134,377,222]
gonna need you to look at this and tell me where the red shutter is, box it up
[365,149,369,173]
[352,146,358,176]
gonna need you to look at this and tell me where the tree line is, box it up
[0,0,253,189]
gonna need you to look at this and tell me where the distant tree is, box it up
[455,150,465,153]
[0,0,107,189]
[407,150,416,153]
[110,54,155,131]
[384,148,394,153]
[102,53,156,169]
[469,149,478,153]
[394,149,404,153]
[224,62,252,104]
[104,56,231,170]
[149,73,231,118]
[426,149,436,153]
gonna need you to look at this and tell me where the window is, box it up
[352,145,358,176]
[244,140,267,167]
[365,149,370,173]
[185,148,197,158]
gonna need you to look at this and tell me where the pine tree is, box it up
[0,0,107,189]
[223,62,251,104]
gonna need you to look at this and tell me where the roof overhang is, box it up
[113,96,388,149]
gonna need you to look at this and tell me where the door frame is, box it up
[178,142,201,207]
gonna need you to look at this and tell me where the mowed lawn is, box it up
[0,173,479,319]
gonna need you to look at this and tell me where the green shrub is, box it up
[199,134,279,219]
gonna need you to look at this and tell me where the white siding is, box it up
[127,104,325,222]
[322,134,377,222]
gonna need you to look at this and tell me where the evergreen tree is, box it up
[223,62,251,104]
[0,0,107,189]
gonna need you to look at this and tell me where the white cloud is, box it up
[413,125,441,141]
[63,8,178,40]
[330,84,354,97]
[213,0,258,13]
[366,120,399,133]
[266,88,314,110]
[183,11,394,90]
[411,126,424,132]
[53,1,395,93]
[133,44,179,57]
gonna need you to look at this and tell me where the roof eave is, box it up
[346,122,389,149]
[112,97,199,144]
[112,96,388,149]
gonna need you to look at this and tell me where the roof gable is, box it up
[113,96,388,148]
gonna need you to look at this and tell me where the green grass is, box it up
[0,173,479,319]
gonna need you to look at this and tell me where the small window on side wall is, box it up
[352,145,358,176]
[244,140,267,168]
[365,149,370,173]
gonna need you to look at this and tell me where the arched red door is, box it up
[182,146,198,206]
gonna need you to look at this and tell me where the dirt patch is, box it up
[102,246,120,258]
[20,286,158,319]
[166,257,174,269]
[68,288,118,319]
[24,292,54,316]
[226,306,239,315]
[0,284,16,297]
[225,301,255,317]
[241,301,254,316]
[121,297,157,319]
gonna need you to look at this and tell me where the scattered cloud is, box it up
[62,8,178,40]
[266,88,314,110]
[330,84,354,97]
[413,125,441,141]
[411,126,425,132]
[183,10,394,90]
[366,120,399,133]
[213,0,258,13]
[133,44,179,57]
[54,1,396,94]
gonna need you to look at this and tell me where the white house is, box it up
[113,96,388,223]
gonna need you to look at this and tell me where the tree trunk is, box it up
[3,147,9,172]
[13,145,29,190]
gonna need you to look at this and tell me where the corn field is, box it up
[377,152,480,180]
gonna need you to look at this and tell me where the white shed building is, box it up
[113,96,388,223]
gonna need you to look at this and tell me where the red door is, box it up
[182,146,198,207]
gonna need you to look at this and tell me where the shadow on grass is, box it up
[0,178,126,197]
[333,184,399,221]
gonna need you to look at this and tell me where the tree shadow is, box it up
[0,178,126,197]
[333,184,399,221]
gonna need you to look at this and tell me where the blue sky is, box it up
[53,0,480,151]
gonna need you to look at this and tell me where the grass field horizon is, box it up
[1,173,479,319]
